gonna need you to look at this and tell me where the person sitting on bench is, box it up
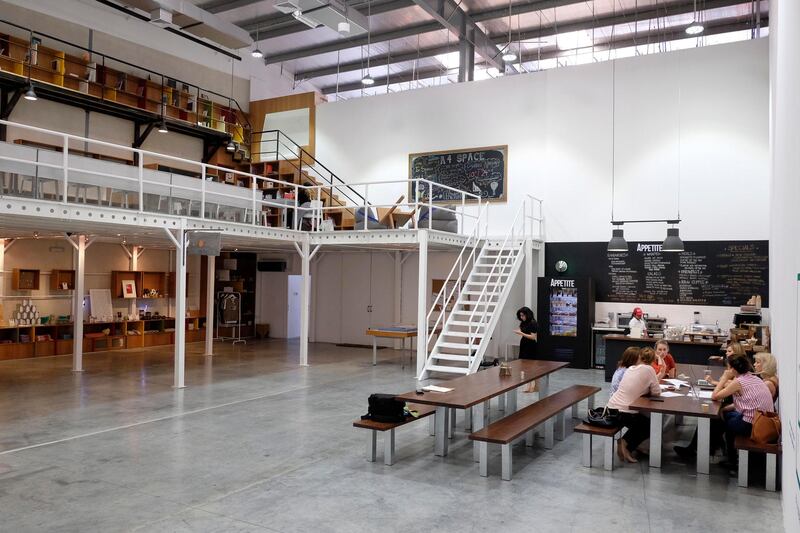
[754,352,779,401]
[610,347,641,394]
[606,348,661,464]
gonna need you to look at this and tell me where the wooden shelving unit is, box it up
[50,269,75,290]
[11,269,40,290]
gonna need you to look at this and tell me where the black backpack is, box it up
[362,393,406,423]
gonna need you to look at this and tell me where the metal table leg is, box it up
[473,401,488,462]
[506,388,518,414]
[649,413,663,468]
[581,434,592,467]
[738,449,749,487]
[540,374,550,397]
[434,406,449,456]
[501,444,512,481]
[697,417,710,475]
[384,429,395,466]
[372,336,377,366]
[766,453,777,491]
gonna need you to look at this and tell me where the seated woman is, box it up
[640,347,665,380]
[653,340,677,378]
[706,342,747,386]
[607,348,660,463]
[611,347,641,394]
[711,354,775,468]
[754,352,779,400]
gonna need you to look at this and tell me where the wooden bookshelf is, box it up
[12,269,40,290]
[50,269,75,290]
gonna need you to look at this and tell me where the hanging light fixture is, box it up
[226,138,237,152]
[662,225,685,252]
[361,0,373,86]
[251,23,264,58]
[23,85,37,101]
[157,117,168,133]
[685,0,704,35]
[501,1,517,63]
[338,3,350,35]
[608,226,628,252]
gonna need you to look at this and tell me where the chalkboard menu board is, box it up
[408,146,507,203]
[545,241,769,307]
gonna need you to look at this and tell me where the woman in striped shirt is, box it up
[711,354,775,467]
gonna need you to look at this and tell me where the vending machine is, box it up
[536,277,595,368]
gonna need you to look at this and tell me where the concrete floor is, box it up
[0,340,783,532]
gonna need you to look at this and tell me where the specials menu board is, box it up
[545,241,769,307]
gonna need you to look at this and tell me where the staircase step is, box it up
[437,342,474,350]
[426,365,470,375]
[449,320,488,327]
[432,353,472,362]
[441,330,484,338]
[462,290,502,295]
[457,300,497,307]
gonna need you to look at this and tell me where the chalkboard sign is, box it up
[408,146,507,203]
[544,241,769,307]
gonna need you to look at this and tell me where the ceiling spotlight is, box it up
[33,231,39,239]
[501,50,517,62]
[226,139,237,152]
[607,227,627,252]
[251,48,264,59]
[685,21,704,35]
[361,73,375,86]
[338,21,351,34]
[23,85,37,101]
[158,118,168,133]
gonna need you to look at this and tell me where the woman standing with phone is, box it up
[513,307,538,392]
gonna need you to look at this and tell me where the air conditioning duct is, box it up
[274,0,369,36]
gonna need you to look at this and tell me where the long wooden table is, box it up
[396,360,569,457]
[629,364,723,474]
[366,326,417,366]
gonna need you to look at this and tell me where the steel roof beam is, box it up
[265,20,442,64]
[295,43,458,80]
[200,0,264,14]
[410,0,503,70]
[320,17,765,94]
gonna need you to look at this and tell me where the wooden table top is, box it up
[629,364,723,418]
[396,360,569,409]
[366,327,417,338]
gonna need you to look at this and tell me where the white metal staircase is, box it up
[422,243,525,377]
[419,197,541,379]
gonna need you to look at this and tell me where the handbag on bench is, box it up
[585,406,621,428]
[361,393,407,423]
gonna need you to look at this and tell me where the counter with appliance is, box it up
[603,334,724,381]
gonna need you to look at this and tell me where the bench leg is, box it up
[738,449,749,488]
[649,412,663,468]
[449,408,456,439]
[473,401,488,462]
[588,395,595,410]
[697,417,711,475]
[497,393,505,412]
[556,411,566,441]
[501,444,512,481]
[526,429,535,447]
[572,404,580,419]
[434,406,449,456]
[506,389,517,414]
[604,436,614,471]
[544,418,554,449]
[384,429,395,466]
[766,453,777,492]
[367,430,377,462]
[429,415,435,436]
[479,442,488,477]
[581,434,592,467]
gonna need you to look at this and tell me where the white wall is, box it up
[316,39,769,243]
[769,1,800,530]
[315,39,770,330]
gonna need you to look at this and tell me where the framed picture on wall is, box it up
[122,280,136,299]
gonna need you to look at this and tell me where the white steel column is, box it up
[393,251,403,349]
[416,230,429,378]
[299,238,311,367]
[72,235,86,372]
[129,246,141,317]
[204,255,214,356]
[165,222,187,388]
[524,238,534,308]
[0,239,5,301]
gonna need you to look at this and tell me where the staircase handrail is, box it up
[252,129,366,206]
[464,199,530,352]
[425,201,489,348]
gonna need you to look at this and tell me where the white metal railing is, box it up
[0,120,486,235]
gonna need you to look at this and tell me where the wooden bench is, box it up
[353,403,436,466]
[736,436,781,491]
[574,423,622,471]
[468,385,601,480]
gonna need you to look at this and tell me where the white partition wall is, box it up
[769,1,800,531]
